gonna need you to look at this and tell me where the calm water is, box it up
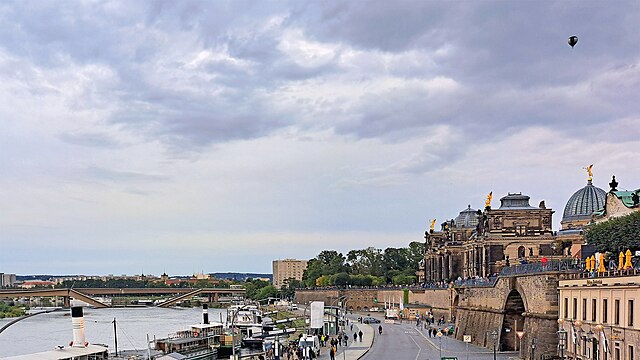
[0,307,227,357]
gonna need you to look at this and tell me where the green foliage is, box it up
[0,302,25,319]
[301,243,423,287]
[256,285,279,300]
[392,275,416,286]
[244,279,271,299]
[585,212,640,253]
[280,279,304,300]
[348,247,384,277]
[302,250,349,287]
[332,272,350,286]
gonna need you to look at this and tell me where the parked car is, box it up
[363,317,380,324]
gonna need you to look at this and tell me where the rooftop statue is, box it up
[609,175,618,192]
[583,164,593,182]
[485,192,493,209]
[429,219,436,233]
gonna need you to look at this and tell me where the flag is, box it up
[400,301,404,311]
[601,330,609,354]
[571,325,577,344]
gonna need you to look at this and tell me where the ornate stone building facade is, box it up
[423,192,560,283]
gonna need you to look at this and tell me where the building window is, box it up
[615,299,620,325]
[603,299,608,323]
[615,347,621,360]
[573,298,578,320]
[629,345,634,360]
[592,299,597,322]
[583,298,587,321]
[564,297,569,319]
[629,300,634,327]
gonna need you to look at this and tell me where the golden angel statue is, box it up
[429,219,436,232]
[583,164,593,181]
[485,192,493,208]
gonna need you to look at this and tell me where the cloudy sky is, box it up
[0,1,638,275]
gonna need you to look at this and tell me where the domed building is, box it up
[454,205,479,228]
[558,177,607,259]
[560,179,606,231]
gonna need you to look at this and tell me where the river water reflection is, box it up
[0,307,227,357]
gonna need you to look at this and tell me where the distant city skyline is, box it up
[1,1,638,274]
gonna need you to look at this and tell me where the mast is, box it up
[113,318,118,356]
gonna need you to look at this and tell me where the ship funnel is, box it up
[71,306,86,348]
[203,303,209,325]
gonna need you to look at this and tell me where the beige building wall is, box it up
[273,259,308,289]
[559,274,639,360]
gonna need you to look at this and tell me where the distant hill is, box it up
[212,272,272,281]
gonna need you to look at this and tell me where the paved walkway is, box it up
[317,318,374,360]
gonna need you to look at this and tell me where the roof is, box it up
[191,322,224,329]
[611,189,640,208]
[562,180,606,222]
[157,353,188,360]
[454,205,478,228]
[498,193,538,210]
[1,345,108,360]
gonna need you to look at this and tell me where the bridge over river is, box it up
[0,287,245,308]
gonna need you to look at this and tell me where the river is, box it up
[0,307,227,357]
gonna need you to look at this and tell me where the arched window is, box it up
[518,246,525,258]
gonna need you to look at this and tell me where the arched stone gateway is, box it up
[454,273,563,359]
[500,289,525,351]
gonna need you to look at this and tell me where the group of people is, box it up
[326,330,364,360]
[276,344,312,360]
[426,326,452,338]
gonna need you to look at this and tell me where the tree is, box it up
[347,247,384,277]
[302,250,349,287]
[585,212,640,253]
[256,285,279,300]
[280,279,303,300]
[332,272,350,286]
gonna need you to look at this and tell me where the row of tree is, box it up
[301,242,423,287]
[586,211,640,253]
[0,302,25,319]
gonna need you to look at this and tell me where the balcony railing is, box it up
[499,259,581,277]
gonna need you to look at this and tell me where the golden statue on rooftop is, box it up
[584,164,593,182]
[485,192,493,208]
[429,219,436,232]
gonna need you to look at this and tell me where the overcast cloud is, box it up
[0,0,638,275]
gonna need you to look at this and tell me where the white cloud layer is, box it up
[0,0,638,274]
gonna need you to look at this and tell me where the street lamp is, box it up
[230,304,252,360]
[491,329,498,360]
[594,324,605,360]
[557,319,567,360]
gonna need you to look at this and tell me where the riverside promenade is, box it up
[318,316,374,360]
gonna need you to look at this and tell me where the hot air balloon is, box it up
[568,36,578,48]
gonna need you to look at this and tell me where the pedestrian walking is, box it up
[358,330,363,342]
[344,334,349,346]
[329,346,335,360]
